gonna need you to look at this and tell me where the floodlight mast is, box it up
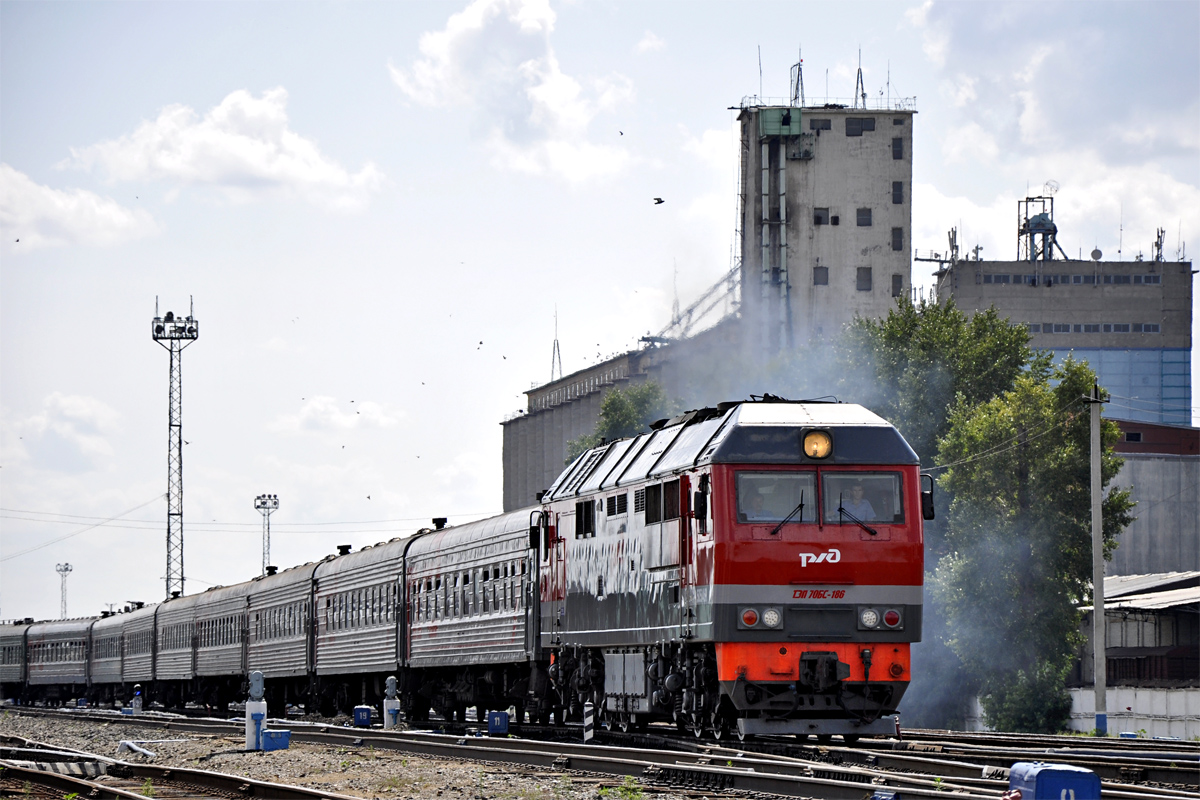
[56,563,73,619]
[152,297,199,600]
[255,494,279,576]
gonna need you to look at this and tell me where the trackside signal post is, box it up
[1086,383,1107,735]
[152,298,199,600]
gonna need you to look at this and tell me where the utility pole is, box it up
[1087,383,1107,735]
[152,297,199,600]
[56,563,73,619]
[255,494,279,575]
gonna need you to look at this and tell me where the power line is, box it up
[0,509,502,529]
[927,396,1086,474]
[0,495,164,562]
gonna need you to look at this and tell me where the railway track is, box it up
[3,707,1194,799]
[0,751,362,800]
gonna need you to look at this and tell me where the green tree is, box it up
[932,356,1134,732]
[565,381,679,463]
[840,297,1033,470]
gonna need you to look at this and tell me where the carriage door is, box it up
[678,476,696,639]
[526,511,544,658]
[540,512,566,648]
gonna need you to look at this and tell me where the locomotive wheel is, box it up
[617,713,630,733]
[708,710,729,740]
[690,712,705,738]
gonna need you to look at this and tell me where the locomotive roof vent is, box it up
[265,565,278,576]
[337,544,352,555]
[170,591,181,599]
[432,517,448,530]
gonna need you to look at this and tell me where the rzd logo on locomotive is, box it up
[798,548,841,567]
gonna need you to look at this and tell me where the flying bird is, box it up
[367,495,371,500]
[653,198,664,205]
[619,131,623,136]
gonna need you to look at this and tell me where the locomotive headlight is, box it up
[803,430,832,459]
[859,608,880,628]
[740,608,759,627]
[761,607,782,628]
[883,609,902,628]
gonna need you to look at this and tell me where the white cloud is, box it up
[63,89,383,211]
[905,0,949,67]
[390,0,633,183]
[8,393,122,473]
[683,127,734,173]
[635,31,665,53]
[0,164,156,251]
[939,74,977,107]
[941,122,1000,165]
[913,151,1200,269]
[271,396,401,433]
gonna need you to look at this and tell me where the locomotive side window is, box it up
[736,472,817,522]
[822,472,904,523]
[644,484,663,524]
[663,479,681,520]
[575,500,596,538]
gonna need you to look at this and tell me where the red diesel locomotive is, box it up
[534,396,930,739]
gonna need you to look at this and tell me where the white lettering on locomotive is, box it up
[798,548,841,567]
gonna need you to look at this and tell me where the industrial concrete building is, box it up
[738,102,915,354]
[502,85,919,510]
[932,198,1194,426]
[1109,420,1199,575]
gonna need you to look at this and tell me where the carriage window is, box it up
[736,472,817,523]
[822,472,904,524]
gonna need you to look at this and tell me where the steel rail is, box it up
[6,708,1194,796]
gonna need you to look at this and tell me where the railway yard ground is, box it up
[1,708,1197,800]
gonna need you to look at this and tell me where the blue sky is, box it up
[2,0,1197,620]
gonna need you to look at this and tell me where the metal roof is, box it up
[1082,585,1200,612]
[1105,571,1200,599]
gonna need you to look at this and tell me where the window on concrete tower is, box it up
[857,268,872,291]
[814,208,830,225]
[892,182,903,204]
[892,227,903,251]
[893,138,903,160]
[857,208,872,226]
[809,118,832,131]
[846,117,876,136]
[892,274,903,297]
[813,266,829,285]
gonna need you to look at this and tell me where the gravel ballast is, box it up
[0,712,737,799]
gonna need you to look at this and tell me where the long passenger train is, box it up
[0,397,931,739]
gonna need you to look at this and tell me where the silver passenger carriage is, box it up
[248,562,320,714]
[120,603,157,687]
[402,511,538,721]
[26,618,94,700]
[0,621,31,700]
[313,541,406,714]
[88,611,126,691]
[192,583,251,706]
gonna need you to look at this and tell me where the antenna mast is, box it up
[789,47,805,106]
[152,296,199,600]
[854,49,867,109]
[255,494,279,576]
[56,563,73,619]
[550,306,563,382]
